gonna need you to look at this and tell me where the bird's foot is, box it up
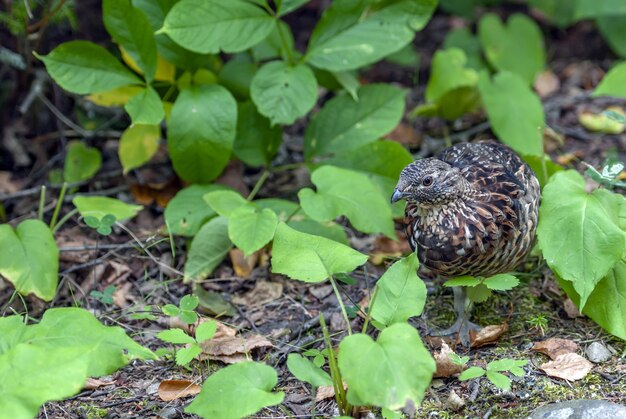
[429,318,481,347]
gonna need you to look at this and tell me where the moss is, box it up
[78,403,109,419]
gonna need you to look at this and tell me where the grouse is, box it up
[391,141,541,346]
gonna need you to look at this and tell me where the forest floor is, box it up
[1,4,626,419]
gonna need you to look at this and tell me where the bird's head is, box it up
[391,158,470,207]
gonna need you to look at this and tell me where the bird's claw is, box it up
[429,318,481,347]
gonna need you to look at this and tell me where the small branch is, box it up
[247,170,270,201]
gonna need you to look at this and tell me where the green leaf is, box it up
[371,254,427,328]
[196,320,217,343]
[157,328,196,344]
[596,16,626,58]
[333,71,360,100]
[287,353,332,388]
[186,362,284,418]
[251,21,295,62]
[203,190,249,217]
[250,61,318,125]
[162,304,180,316]
[298,166,396,237]
[271,222,367,283]
[478,13,545,84]
[338,323,435,410]
[165,184,226,236]
[73,196,142,221]
[458,366,486,381]
[97,225,113,236]
[118,123,161,174]
[449,353,470,366]
[594,62,626,99]
[527,0,577,28]
[305,0,437,72]
[486,371,511,391]
[0,220,59,301]
[443,27,484,70]
[124,86,164,125]
[488,359,528,372]
[84,216,101,228]
[234,101,282,167]
[36,41,141,94]
[63,141,102,182]
[483,274,520,291]
[103,0,157,81]
[278,0,309,16]
[286,219,349,245]
[228,207,278,256]
[575,0,626,19]
[537,170,626,308]
[467,284,492,303]
[180,294,199,311]
[185,217,232,281]
[523,154,564,188]
[161,0,275,54]
[558,261,626,340]
[443,276,481,287]
[194,284,237,317]
[304,84,406,158]
[168,85,237,183]
[604,110,626,124]
[218,60,257,99]
[180,311,198,325]
[175,345,202,366]
[477,71,544,157]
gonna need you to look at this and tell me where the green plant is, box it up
[162,294,200,324]
[526,314,549,336]
[458,358,528,391]
[156,319,217,366]
[84,214,117,236]
[90,284,116,305]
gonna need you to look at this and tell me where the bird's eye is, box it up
[422,176,433,187]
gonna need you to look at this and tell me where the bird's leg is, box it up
[430,287,481,347]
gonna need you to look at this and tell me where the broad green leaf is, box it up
[161,0,275,54]
[157,328,195,344]
[523,154,564,188]
[118,124,161,174]
[203,190,249,217]
[287,219,349,245]
[486,371,511,391]
[175,345,202,365]
[304,84,406,158]
[278,0,309,16]
[305,0,437,72]
[228,207,278,256]
[103,0,157,81]
[168,85,237,183]
[186,362,284,418]
[298,166,396,237]
[255,198,300,221]
[195,320,217,343]
[443,276,481,287]
[251,21,295,62]
[594,62,626,99]
[575,0,626,19]
[467,284,492,303]
[459,366,486,380]
[414,86,481,121]
[124,86,165,125]
[332,71,360,100]
[36,41,141,94]
[63,141,102,182]
[483,274,519,291]
[165,184,226,236]
[558,261,626,340]
[86,85,144,107]
[234,101,282,167]
[443,28,484,70]
[185,217,232,281]
[73,196,142,221]
[371,254,426,328]
[338,323,435,410]
[218,60,257,99]
[0,220,58,301]
[287,353,332,388]
[271,222,367,282]
[537,170,626,308]
[478,13,545,84]
[488,359,528,372]
[385,43,420,68]
[527,0,577,28]
[180,294,199,311]
[477,71,544,157]
[250,61,318,125]
[194,283,237,317]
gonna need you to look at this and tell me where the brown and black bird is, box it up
[391,141,541,346]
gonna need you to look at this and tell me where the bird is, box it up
[391,141,540,347]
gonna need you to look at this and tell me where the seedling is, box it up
[583,154,626,190]
[84,214,116,236]
[458,358,528,391]
[162,294,199,325]
[527,314,549,336]
[90,285,116,305]
[157,320,217,366]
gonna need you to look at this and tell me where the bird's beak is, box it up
[390,188,407,204]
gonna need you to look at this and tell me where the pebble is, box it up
[585,341,612,363]
[529,400,626,419]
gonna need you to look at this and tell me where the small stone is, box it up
[445,389,465,412]
[329,312,348,332]
[157,407,180,419]
[585,341,612,363]
[529,400,626,419]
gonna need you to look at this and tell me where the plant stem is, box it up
[247,170,270,201]
[540,152,549,186]
[275,17,296,65]
[38,185,46,221]
[51,208,78,234]
[49,182,67,229]
[329,275,352,335]
[361,286,380,334]
[319,312,350,415]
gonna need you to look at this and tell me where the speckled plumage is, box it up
[393,142,540,278]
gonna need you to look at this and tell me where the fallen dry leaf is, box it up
[470,323,508,347]
[315,382,347,402]
[229,248,258,278]
[563,298,583,318]
[385,122,422,147]
[112,282,132,308]
[434,342,466,378]
[369,234,413,265]
[533,338,579,360]
[445,389,465,411]
[534,70,560,98]
[158,380,201,401]
[83,377,115,390]
[198,321,273,364]
[0,171,24,194]
[232,280,282,307]
[539,352,593,381]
